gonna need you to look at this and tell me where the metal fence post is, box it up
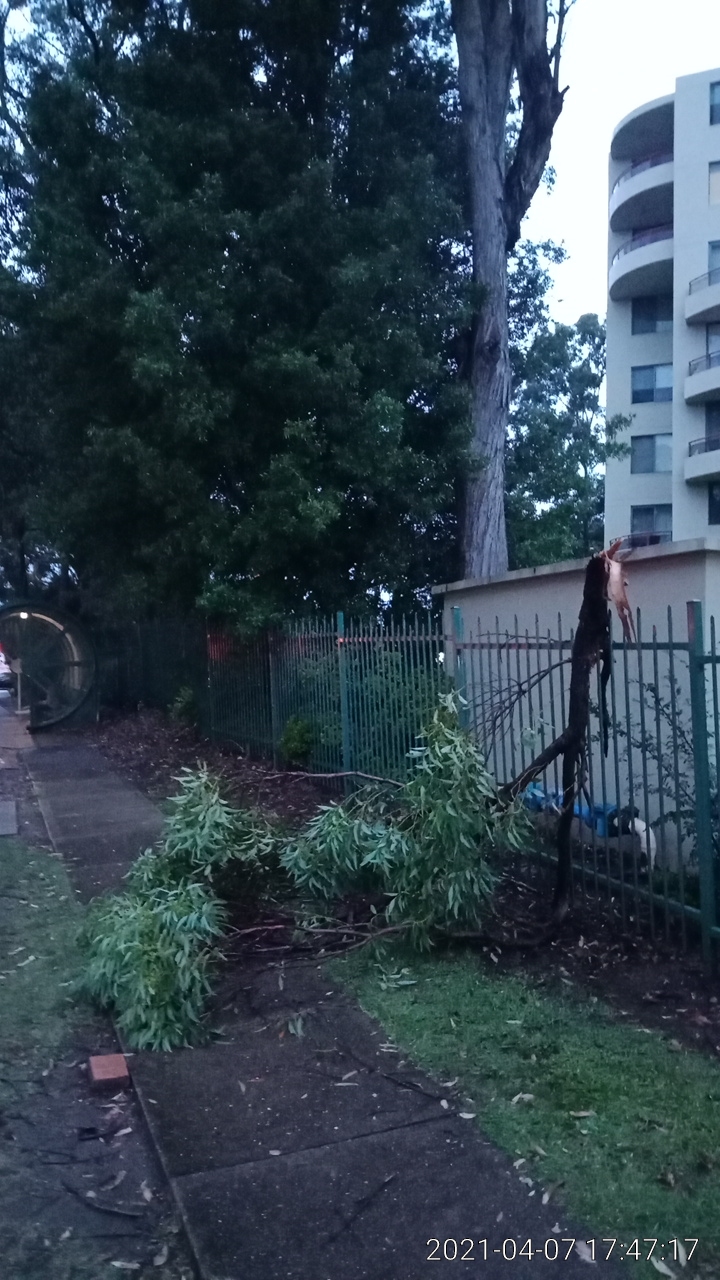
[687,600,718,968]
[336,612,353,789]
[452,606,469,729]
[268,631,280,767]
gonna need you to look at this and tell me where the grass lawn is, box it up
[0,837,83,1081]
[334,946,720,1276]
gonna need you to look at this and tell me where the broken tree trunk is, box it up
[504,544,633,922]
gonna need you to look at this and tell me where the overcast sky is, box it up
[521,0,720,326]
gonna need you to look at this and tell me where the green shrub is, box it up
[279,715,314,768]
[281,692,528,946]
[80,882,226,1050]
[81,765,280,1049]
[169,684,200,728]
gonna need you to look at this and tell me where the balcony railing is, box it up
[612,224,673,266]
[611,151,673,194]
[689,434,720,456]
[619,531,672,550]
[689,267,720,294]
[688,350,720,376]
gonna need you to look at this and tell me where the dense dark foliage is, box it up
[0,0,473,620]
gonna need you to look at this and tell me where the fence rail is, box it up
[95,601,720,966]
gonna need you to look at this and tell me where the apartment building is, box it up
[604,68,720,547]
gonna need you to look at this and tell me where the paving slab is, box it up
[62,857,135,902]
[175,1118,617,1280]
[0,798,18,835]
[23,743,121,781]
[130,1013,442,1177]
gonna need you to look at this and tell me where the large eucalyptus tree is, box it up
[451,0,572,578]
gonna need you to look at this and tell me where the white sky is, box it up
[521,0,720,326]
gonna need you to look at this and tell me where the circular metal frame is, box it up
[0,603,97,730]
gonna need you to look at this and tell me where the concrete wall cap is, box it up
[431,538,720,597]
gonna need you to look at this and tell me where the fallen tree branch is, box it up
[500,547,627,922]
[265,769,404,788]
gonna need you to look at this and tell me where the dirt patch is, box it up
[485,870,720,1063]
[79,708,330,828]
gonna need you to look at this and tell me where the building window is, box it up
[631,296,673,334]
[631,504,672,535]
[711,81,720,125]
[710,162,720,205]
[709,484,720,524]
[631,363,673,403]
[707,403,720,435]
[631,434,672,473]
[709,323,720,356]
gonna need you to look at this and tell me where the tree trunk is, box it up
[504,551,612,920]
[451,0,567,581]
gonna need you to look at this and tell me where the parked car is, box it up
[0,652,12,690]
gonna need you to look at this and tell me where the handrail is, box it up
[689,266,720,294]
[612,224,673,266]
[611,151,673,194]
[689,434,720,457]
[688,350,720,376]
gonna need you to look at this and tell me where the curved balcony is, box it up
[611,94,674,162]
[609,154,673,232]
[686,268,720,325]
[685,435,720,483]
[609,225,673,301]
[685,350,720,404]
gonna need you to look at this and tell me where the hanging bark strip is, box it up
[504,543,634,921]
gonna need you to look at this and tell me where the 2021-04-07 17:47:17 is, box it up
[425,1238,699,1263]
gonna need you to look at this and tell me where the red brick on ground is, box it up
[88,1053,130,1090]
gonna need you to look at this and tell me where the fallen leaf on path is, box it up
[569,1110,596,1118]
[332,1081,358,1087]
[675,1240,687,1268]
[574,1241,596,1264]
[541,1181,564,1205]
[17,955,36,967]
[110,1264,140,1272]
[153,1244,169,1267]
[114,1127,133,1138]
[459,1112,476,1120]
[439,1099,449,1110]
[101,1170,127,1191]
[59,1228,72,1241]
[140,1181,153,1203]
[511,1093,534,1105]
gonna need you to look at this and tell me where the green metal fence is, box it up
[97,612,446,782]
[449,599,720,966]
[95,601,720,965]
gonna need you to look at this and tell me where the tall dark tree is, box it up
[506,313,629,569]
[0,0,475,620]
[451,0,572,580]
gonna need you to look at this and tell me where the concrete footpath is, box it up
[22,732,620,1280]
